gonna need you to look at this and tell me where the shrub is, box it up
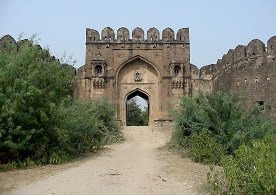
[208,134,276,194]
[61,100,122,156]
[171,91,275,159]
[188,129,225,164]
[0,37,122,170]
[0,38,73,164]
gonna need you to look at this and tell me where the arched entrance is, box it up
[126,88,149,126]
[116,55,160,125]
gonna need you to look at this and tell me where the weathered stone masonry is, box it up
[74,27,191,125]
[1,28,275,123]
[194,36,276,119]
[73,27,276,122]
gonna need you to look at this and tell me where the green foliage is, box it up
[0,39,73,164]
[126,98,148,126]
[141,107,149,126]
[0,37,122,170]
[171,91,275,162]
[62,100,122,155]
[171,91,276,194]
[208,134,276,194]
[188,129,224,164]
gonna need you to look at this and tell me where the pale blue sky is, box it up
[1,0,276,68]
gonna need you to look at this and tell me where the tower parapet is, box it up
[85,27,189,43]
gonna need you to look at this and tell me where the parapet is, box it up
[147,27,160,41]
[0,35,68,65]
[86,28,100,43]
[117,27,130,41]
[162,28,175,41]
[132,27,144,41]
[176,28,189,41]
[0,35,17,51]
[267,36,276,55]
[246,39,265,57]
[234,45,246,62]
[85,27,189,43]
[226,49,234,65]
[101,27,115,41]
[198,36,276,79]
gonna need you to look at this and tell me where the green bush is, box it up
[208,134,276,194]
[0,38,73,164]
[0,37,122,170]
[62,100,122,155]
[188,129,225,164]
[171,91,275,162]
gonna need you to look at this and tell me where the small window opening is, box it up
[255,77,258,83]
[273,58,275,60]
[253,52,256,55]
[104,36,107,40]
[245,79,247,84]
[174,66,181,76]
[94,37,96,41]
[267,77,270,82]
[95,65,103,76]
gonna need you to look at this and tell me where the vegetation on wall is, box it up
[170,91,276,194]
[0,37,122,170]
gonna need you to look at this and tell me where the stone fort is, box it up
[73,27,276,124]
[1,27,275,124]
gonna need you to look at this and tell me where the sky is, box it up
[1,0,276,69]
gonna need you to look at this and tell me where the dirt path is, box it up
[1,126,210,195]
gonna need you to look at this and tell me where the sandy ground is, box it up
[0,126,210,195]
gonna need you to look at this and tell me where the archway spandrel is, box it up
[116,56,160,125]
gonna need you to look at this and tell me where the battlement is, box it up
[198,36,276,79]
[86,27,189,43]
[191,35,276,119]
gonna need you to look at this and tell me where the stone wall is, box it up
[3,31,275,121]
[195,36,276,119]
[76,27,191,124]
[0,35,62,63]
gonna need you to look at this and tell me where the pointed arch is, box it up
[125,88,150,101]
[125,88,150,126]
[115,55,161,80]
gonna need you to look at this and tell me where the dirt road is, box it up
[1,126,209,195]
